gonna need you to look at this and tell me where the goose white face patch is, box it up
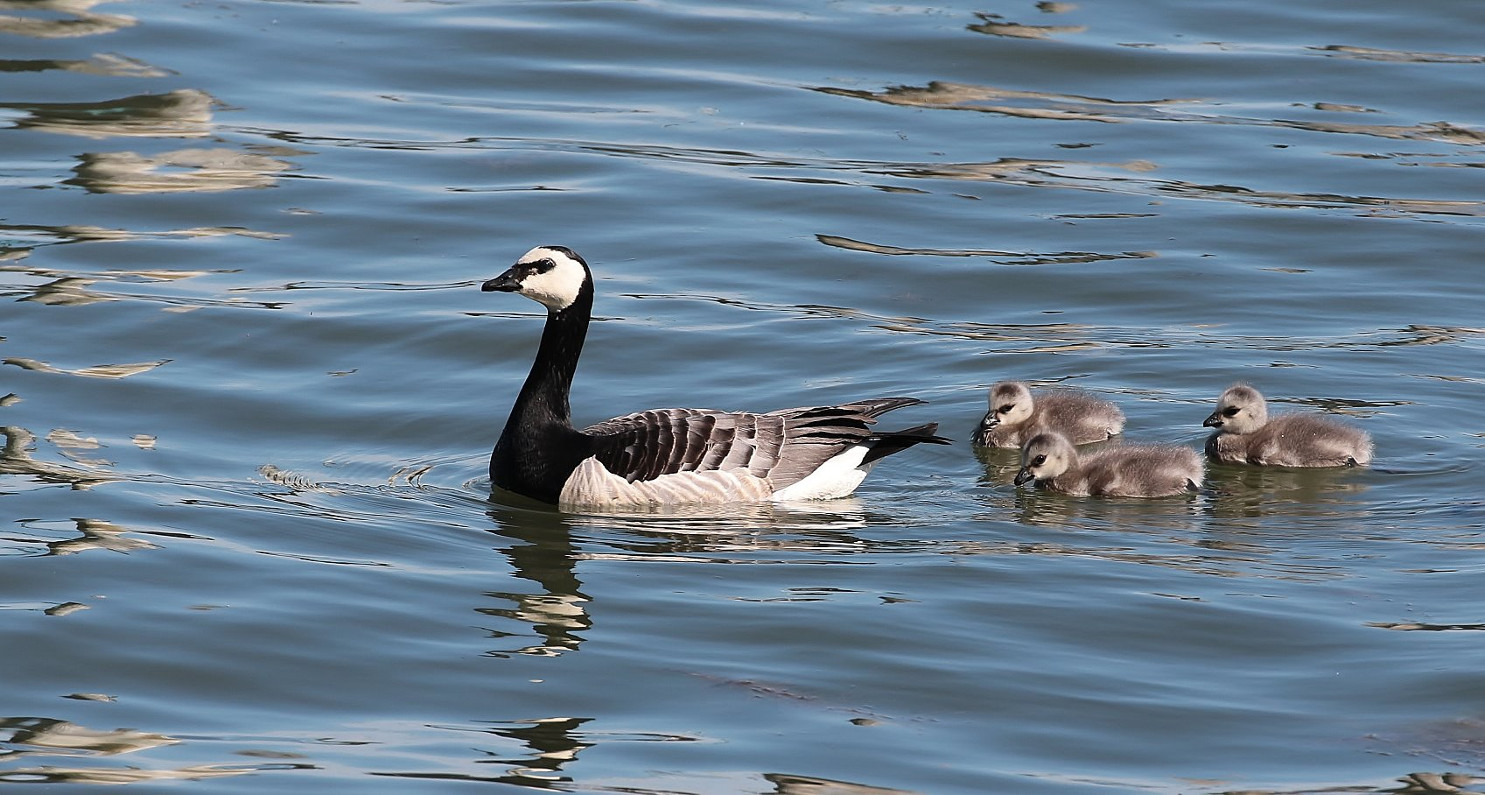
[517,247,587,311]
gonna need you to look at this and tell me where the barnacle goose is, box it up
[481,245,950,510]
[1203,384,1373,467]
[973,380,1124,448]
[1013,431,1203,498]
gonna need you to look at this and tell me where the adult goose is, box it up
[972,380,1124,448]
[481,245,950,510]
[1203,384,1373,467]
[1013,431,1203,498]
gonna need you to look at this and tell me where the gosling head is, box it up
[1013,431,1077,486]
[981,381,1036,432]
[483,245,591,312]
[1203,384,1268,434]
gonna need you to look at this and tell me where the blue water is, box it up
[3,0,1484,791]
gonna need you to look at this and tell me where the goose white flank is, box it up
[481,245,950,510]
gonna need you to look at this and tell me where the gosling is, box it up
[1203,384,1373,467]
[973,381,1125,448]
[1013,431,1203,498]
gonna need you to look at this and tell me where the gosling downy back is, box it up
[1203,384,1373,468]
[1014,431,1203,498]
[973,381,1124,448]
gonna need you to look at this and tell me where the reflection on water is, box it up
[0,222,281,255]
[1371,621,1485,632]
[67,148,295,194]
[15,275,111,307]
[0,717,174,757]
[1203,463,1371,519]
[0,52,165,77]
[563,499,889,562]
[1370,325,1485,348]
[820,78,1485,151]
[482,506,591,657]
[16,517,159,556]
[1311,44,1485,65]
[370,718,727,789]
[1,260,290,311]
[266,120,1481,220]
[817,80,1485,212]
[4,357,170,379]
[624,290,1116,351]
[968,11,1085,40]
[0,425,116,489]
[368,712,922,793]
[632,289,1485,357]
[0,766,258,785]
[44,428,107,467]
[1006,477,1206,526]
[816,81,1194,124]
[0,717,262,784]
[373,717,598,787]
[477,497,882,653]
[817,234,1156,266]
[3,89,214,138]
[0,0,134,39]
[766,772,917,795]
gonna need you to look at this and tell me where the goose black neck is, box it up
[490,278,597,502]
[512,288,592,429]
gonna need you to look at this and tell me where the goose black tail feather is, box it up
[848,396,927,419]
[861,422,952,465]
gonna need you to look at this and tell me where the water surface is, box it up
[3,0,1484,792]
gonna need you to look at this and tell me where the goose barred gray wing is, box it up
[582,397,936,489]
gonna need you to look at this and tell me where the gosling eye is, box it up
[1031,455,1046,466]
[1223,407,1240,417]
[998,404,1015,415]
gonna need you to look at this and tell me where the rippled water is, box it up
[3,0,1484,791]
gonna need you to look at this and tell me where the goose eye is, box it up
[1032,455,1046,466]
[534,258,556,273]
[1223,407,1240,417]
[998,404,1014,414]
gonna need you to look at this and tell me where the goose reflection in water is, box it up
[0,0,135,39]
[479,494,877,656]
[482,505,591,657]
[0,717,268,783]
[26,517,159,556]
[0,52,165,77]
[3,89,214,138]
[0,717,175,757]
[0,424,118,489]
[1203,464,1372,520]
[67,148,294,194]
